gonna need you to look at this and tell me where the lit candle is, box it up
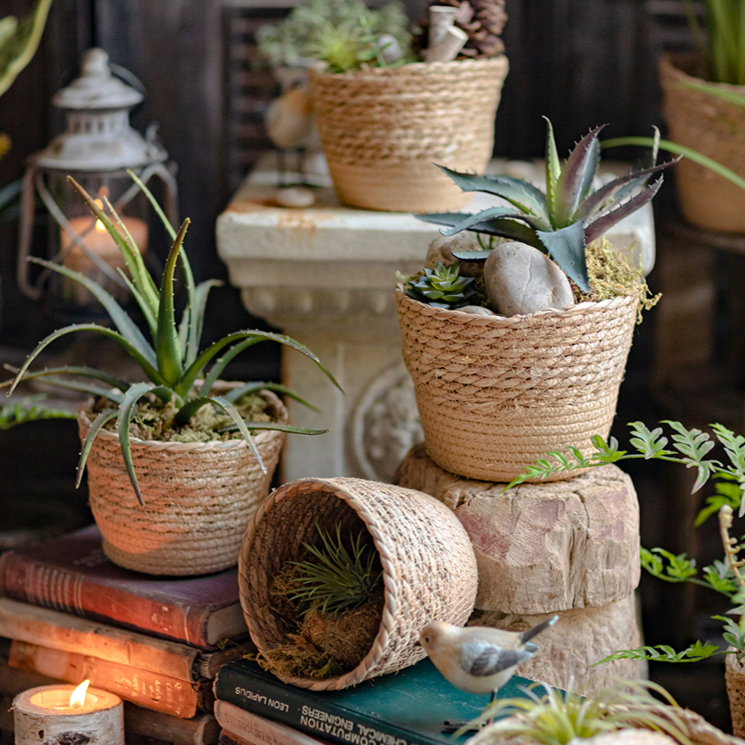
[13,681,124,745]
[59,209,148,305]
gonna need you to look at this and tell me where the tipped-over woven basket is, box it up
[78,389,287,576]
[307,57,508,212]
[660,53,745,232]
[396,288,639,483]
[238,476,478,690]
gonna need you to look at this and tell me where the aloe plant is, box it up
[418,120,678,293]
[5,172,340,506]
[0,0,52,98]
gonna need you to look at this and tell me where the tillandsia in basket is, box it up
[261,521,384,680]
[2,173,340,576]
[257,0,510,211]
[395,120,677,485]
[507,420,745,735]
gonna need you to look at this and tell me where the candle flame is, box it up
[93,199,107,234]
[69,680,90,707]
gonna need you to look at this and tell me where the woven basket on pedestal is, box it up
[238,476,478,690]
[660,53,745,233]
[307,57,508,212]
[396,288,639,484]
[78,389,288,576]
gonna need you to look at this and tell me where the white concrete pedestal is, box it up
[216,153,656,482]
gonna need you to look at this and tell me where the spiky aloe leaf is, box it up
[0,0,52,98]
[221,421,329,436]
[552,124,605,227]
[223,382,321,412]
[28,257,156,366]
[544,117,562,223]
[1,365,129,394]
[436,165,548,220]
[77,408,118,488]
[179,279,222,368]
[155,220,190,386]
[535,222,589,292]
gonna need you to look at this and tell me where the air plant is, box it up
[418,119,678,293]
[4,172,340,506]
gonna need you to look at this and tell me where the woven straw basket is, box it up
[238,476,478,690]
[396,288,639,483]
[726,651,745,737]
[78,389,288,576]
[661,53,745,232]
[307,57,508,212]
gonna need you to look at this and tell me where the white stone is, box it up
[458,305,497,316]
[394,444,640,613]
[425,233,483,269]
[274,186,316,208]
[483,241,574,316]
[470,594,645,696]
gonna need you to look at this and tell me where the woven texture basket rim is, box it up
[661,51,745,94]
[308,55,508,81]
[77,388,287,452]
[242,477,402,690]
[395,285,638,324]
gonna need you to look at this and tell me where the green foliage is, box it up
[0,0,52,98]
[256,0,411,71]
[285,523,382,616]
[468,679,692,745]
[404,262,477,308]
[682,0,745,84]
[0,394,76,430]
[4,173,340,506]
[591,642,724,667]
[418,120,677,293]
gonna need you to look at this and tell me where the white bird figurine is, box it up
[419,616,559,729]
[264,85,314,186]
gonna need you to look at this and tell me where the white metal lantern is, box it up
[17,47,178,313]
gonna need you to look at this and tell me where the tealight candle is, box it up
[13,681,124,745]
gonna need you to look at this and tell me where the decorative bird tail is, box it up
[519,614,559,644]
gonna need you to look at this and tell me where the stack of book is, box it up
[211,655,535,745]
[0,525,251,745]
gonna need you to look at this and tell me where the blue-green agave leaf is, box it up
[76,408,118,488]
[423,207,542,237]
[553,124,605,227]
[29,257,156,366]
[436,165,548,218]
[584,177,664,245]
[535,222,589,292]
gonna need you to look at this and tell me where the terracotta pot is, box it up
[239,476,478,689]
[308,57,508,212]
[396,288,638,483]
[78,388,287,576]
[660,53,745,233]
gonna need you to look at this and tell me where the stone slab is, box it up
[469,592,644,696]
[394,444,640,613]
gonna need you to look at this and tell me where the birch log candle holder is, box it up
[13,681,125,745]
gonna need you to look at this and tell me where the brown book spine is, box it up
[9,640,204,719]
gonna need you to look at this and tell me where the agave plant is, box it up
[419,119,678,293]
[5,172,340,506]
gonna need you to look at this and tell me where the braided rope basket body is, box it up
[78,389,288,576]
[396,288,639,483]
[239,477,478,690]
[661,53,745,232]
[726,651,745,738]
[307,57,509,212]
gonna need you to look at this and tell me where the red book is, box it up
[0,525,247,649]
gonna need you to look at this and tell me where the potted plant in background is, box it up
[258,0,509,212]
[395,120,676,483]
[659,0,745,232]
[4,173,339,576]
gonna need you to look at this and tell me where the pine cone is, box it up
[414,0,507,59]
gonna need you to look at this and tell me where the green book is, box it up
[213,657,535,745]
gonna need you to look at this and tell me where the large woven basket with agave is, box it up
[396,288,639,483]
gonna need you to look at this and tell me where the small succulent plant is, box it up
[4,173,340,505]
[419,119,679,293]
[404,262,476,308]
